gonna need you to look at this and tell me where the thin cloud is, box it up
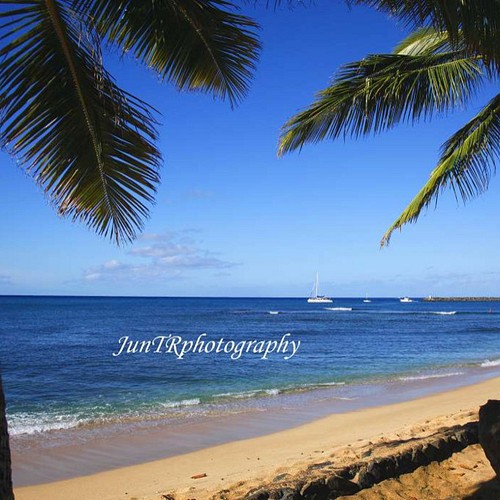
[185,188,213,200]
[83,231,237,283]
[0,273,11,285]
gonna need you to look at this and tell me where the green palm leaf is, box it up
[351,1,500,66]
[278,49,483,155]
[0,0,161,243]
[394,27,457,55]
[381,92,500,246]
[74,0,261,106]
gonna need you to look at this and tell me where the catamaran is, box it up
[307,272,333,303]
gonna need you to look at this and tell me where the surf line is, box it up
[113,333,301,360]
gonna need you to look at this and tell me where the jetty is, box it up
[423,296,500,302]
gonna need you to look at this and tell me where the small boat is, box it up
[363,294,371,303]
[400,297,413,303]
[307,272,333,303]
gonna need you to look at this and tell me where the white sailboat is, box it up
[400,297,413,303]
[363,294,371,303]
[307,272,333,303]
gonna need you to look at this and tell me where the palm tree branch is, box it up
[0,0,162,243]
[381,92,500,246]
[73,0,261,106]
[279,50,483,155]
[394,27,458,55]
[350,1,500,66]
[45,0,114,230]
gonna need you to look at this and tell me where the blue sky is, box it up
[1,1,499,297]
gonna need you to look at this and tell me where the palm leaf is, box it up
[74,0,261,106]
[279,49,483,155]
[381,92,500,246]
[394,27,457,55]
[351,1,500,66]
[0,0,161,244]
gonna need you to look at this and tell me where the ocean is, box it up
[2,295,500,442]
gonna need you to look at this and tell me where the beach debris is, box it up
[161,495,176,500]
[191,473,207,479]
[479,399,500,477]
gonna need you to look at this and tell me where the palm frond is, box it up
[394,27,456,55]
[279,50,483,155]
[381,92,500,246]
[350,1,500,66]
[0,0,162,244]
[74,0,261,106]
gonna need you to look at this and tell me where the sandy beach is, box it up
[13,376,500,500]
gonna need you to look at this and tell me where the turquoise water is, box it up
[1,296,499,436]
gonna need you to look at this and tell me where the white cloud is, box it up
[82,231,237,283]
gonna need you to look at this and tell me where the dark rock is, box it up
[348,463,362,479]
[430,438,450,461]
[245,488,270,500]
[334,467,354,480]
[396,450,415,475]
[456,423,479,446]
[366,457,396,483]
[456,429,469,445]
[300,479,330,500]
[422,442,441,462]
[446,435,463,453]
[366,460,384,483]
[466,422,479,443]
[356,467,376,489]
[411,445,430,467]
[325,474,360,495]
[479,399,500,478]
[379,457,396,478]
[271,488,301,500]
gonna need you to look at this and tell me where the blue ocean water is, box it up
[1,296,499,437]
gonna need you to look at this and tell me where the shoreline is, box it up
[13,375,500,500]
[11,365,500,486]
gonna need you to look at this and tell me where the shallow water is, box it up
[2,296,499,438]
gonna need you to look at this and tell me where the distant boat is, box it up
[400,297,413,303]
[363,294,371,303]
[307,272,333,303]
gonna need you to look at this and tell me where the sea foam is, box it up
[481,359,500,367]
[398,372,464,382]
